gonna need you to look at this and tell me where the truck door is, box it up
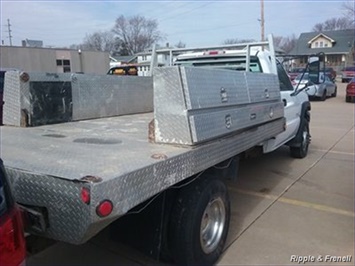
[264,61,304,152]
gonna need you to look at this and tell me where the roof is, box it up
[110,55,137,63]
[290,29,354,55]
[307,33,335,44]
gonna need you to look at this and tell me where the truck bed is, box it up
[1,113,284,244]
[2,113,183,181]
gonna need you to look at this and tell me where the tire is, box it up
[290,118,310,158]
[320,90,327,101]
[345,96,352,103]
[331,87,337,97]
[169,175,230,265]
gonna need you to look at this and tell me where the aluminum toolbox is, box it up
[153,66,284,145]
[3,71,153,127]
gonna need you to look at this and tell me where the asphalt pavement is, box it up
[28,82,354,265]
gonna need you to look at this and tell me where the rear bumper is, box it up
[7,168,97,245]
[306,86,323,98]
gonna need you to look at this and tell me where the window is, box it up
[174,56,262,72]
[300,56,308,64]
[56,59,71,66]
[56,59,71,73]
[315,42,319,48]
[276,60,294,91]
[324,43,328,47]
[320,41,323,48]
[327,55,341,64]
[63,66,71,73]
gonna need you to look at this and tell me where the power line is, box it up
[158,2,214,23]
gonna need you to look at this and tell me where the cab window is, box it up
[276,61,294,91]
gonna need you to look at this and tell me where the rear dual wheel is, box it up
[169,175,230,265]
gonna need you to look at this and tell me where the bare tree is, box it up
[273,36,283,48]
[281,35,297,54]
[312,23,324,32]
[69,44,84,50]
[175,41,186,48]
[81,31,119,52]
[273,35,297,54]
[342,1,355,23]
[112,15,164,55]
[312,17,354,31]
[222,38,255,45]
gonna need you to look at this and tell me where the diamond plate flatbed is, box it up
[1,113,183,181]
[1,113,284,244]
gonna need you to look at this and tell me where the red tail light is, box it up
[80,187,91,204]
[0,207,26,266]
[96,200,113,217]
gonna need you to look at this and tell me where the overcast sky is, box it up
[0,0,350,49]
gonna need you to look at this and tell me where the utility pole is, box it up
[260,0,265,42]
[7,19,13,46]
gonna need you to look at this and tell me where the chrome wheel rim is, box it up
[200,197,226,254]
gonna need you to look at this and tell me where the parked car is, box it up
[341,66,355,83]
[325,67,336,81]
[294,72,337,101]
[288,67,306,81]
[345,77,355,103]
[0,159,26,266]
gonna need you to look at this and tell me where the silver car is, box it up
[293,72,337,101]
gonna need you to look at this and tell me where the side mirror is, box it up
[308,53,325,84]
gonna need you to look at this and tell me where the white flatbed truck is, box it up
[1,36,311,265]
